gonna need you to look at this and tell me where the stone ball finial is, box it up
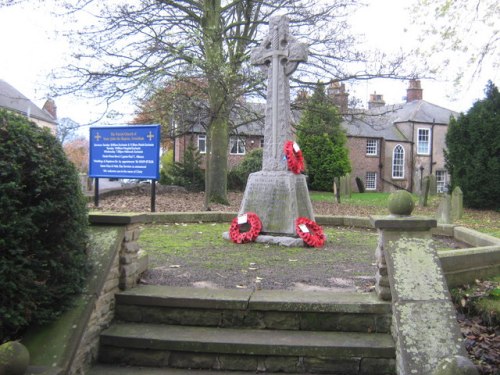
[433,355,479,375]
[388,190,415,216]
[0,341,30,375]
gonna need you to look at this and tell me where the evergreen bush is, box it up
[228,148,262,191]
[445,81,500,209]
[296,84,351,191]
[159,149,175,185]
[171,142,205,191]
[0,110,89,343]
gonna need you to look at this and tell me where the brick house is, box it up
[343,80,458,194]
[172,79,457,193]
[0,79,57,134]
[173,103,265,169]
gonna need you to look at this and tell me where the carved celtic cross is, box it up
[251,15,308,171]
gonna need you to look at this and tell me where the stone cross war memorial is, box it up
[238,15,315,239]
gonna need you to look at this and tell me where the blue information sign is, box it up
[89,125,160,179]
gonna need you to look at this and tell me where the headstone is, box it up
[238,15,314,236]
[419,176,430,207]
[436,194,452,224]
[451,186,464,221]
[339,174,351,197]
[429,174,437,195]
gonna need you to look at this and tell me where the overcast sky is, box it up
[0,1,496,127]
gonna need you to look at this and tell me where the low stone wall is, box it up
[69,216,148,374]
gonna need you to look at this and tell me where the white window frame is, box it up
[392,144,405,179]
[197,134,206,154]
[417,128,431,155]
[436,170,447,193]
[230,136,246,155]
[366,139,378,156]
[365,172,377,190]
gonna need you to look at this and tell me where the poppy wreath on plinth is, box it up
[229,212,262,244]
[295,217,326,248]
[284,140,304,174]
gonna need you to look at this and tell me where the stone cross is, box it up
[251,15,308,171]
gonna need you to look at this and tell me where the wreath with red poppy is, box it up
[284,140,305,174]
[229,212,262,244]
[295,217,326,248]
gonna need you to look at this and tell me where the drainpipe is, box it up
[377,137,384,191]
[430,120,435,174]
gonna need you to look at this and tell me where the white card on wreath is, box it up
[299,224,309,233]
[293,142,300,152]
[237,214,248,225]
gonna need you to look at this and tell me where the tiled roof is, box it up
[342,100,458,141]
[0,79,56,124]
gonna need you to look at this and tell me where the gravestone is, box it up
[436,194,452,224]
[339,173,351,197]
[429,173,437,195]
[451,186,464,221]
[419,176,430,207]
[238,15,314,236]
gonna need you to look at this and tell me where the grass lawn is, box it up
[310,191,500,238]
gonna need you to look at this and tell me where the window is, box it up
[366,139,378,156]
[392,145,405,179]
[436,170,447,193]
[366,172,377,190]
[260,138,264,148]
[230,137,245,155]
[198,135,206,154]
[417,128,431,155]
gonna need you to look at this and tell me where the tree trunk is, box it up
[206,116,229,205]
[202,0,231,206]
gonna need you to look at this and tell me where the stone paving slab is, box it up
[100,323,395,358]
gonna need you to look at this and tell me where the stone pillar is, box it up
[370,191,477,375]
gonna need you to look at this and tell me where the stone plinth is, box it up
[370,215,477,375]
[239,171,314,236]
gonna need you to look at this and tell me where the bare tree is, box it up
[411,0,499,87]
[51,0,409,206]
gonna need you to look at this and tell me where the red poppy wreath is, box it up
[295,217,326,248]
[229,212,262,244]
[284,140,304,174]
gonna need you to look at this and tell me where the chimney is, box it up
[368,92,385,109]
[42,98,57,119]
[406,79,423,102]
[327,82,349,113]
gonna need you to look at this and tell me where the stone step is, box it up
[98,323,395,373]
[88,365,301,375]
[115,285,391,333]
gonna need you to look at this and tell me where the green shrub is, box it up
[171,142,205,191]
[159,149,174,185]
[0,110,89,343]
[228,148,262,191]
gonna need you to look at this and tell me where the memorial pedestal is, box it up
[238,171,314,236]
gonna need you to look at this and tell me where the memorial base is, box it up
[238,171,315,236]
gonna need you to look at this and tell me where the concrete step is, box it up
[115,285,391,333]
[98,322,395,373]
